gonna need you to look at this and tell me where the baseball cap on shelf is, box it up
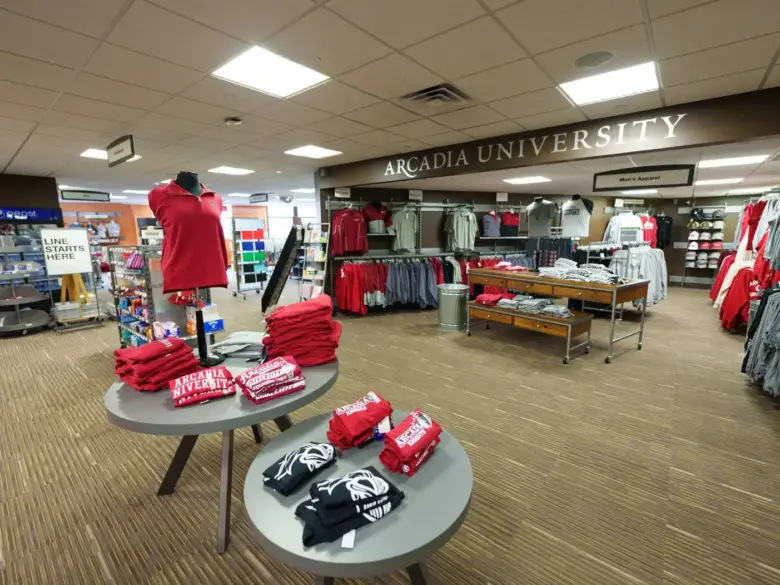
[688,231,700,240]
[712,231,724,240]
[711,241,724,250]
[685,261,696,268]
[688,241,699,250]
[713,220,725,230]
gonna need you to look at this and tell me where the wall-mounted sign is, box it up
[60,189,111,202]
[334,187,351,199]
[593,165,695,192]
[409,189,423,201]
[249,193,269,204]
[0,207,63,222]
[496,192,508,202]
[40,228,92,275]
[106,134,135,167]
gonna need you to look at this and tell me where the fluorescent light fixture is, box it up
[155,178,172,185]
[695,178,743,186]
[290,188,315,193]
[58,185,84,190]
[558,61,659,106]
[729,186,774,195]
[621,189,657,195]
[208,166,255,175]
[284,145,343,159]
[111,195,128,200]
[698,155,770,168]
[227,193,251,198]
[80,148,140,162]
[212,46,329,98]
[503,176,551,185]
[123,189,149,194]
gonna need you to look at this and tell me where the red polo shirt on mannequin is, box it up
[148,181,229,293]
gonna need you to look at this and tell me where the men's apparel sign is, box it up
[106,134,135,167]
[60,189,111,202]
[40,228,92,276]
[592,165,695,191]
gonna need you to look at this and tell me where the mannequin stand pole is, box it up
[195,287,225,367]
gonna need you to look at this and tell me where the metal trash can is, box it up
[437,284,469,330]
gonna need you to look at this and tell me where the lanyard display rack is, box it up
[232,218,268,300]
[299,222,330,301]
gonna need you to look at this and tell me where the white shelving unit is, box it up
[300,222,330,301]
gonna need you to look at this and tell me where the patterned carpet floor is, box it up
[1,287,780,585]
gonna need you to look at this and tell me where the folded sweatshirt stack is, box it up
[168,366,235,407]
[114,338,199,391]
[379,409,442,477]
[264,295,342,367]
[235,356,306,405]
[295,466,405,546]
[327,391,393,449]
[262,442,337,496]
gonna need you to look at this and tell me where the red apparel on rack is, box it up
[335,263,367,315]
[379,409,442,477]
[746,200,767,251]
[331,208,368,256]
[429,257,445,285]
[719,268,760,331]
[500,211,520,227]
[327,391,393,449]
[710,254,736,302]
[362,203,393,228]
[640,215,658,248]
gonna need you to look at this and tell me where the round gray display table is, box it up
[244,411,472,585]
[104,357,338,554]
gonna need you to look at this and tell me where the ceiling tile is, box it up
[652,0,780,59]
[85,44,204,94]
[0,9,99,68]
[219,144,274,161]
[490,88,571,119]
[496,0,643,54]
[660,34,780,87]
[328,0,485,49]
[392,139,432,153]
[0,0,127,38]
[580,91,663,119]
[232,115,292,136]
[339,53,443,100]
[106,1,249,72]
[255,101,332,126]
[421,130,471,146]
[123,123,189,144]
[352,129,406,146]
[274,127,334,146]
[155,96,242,124]
[405,16,524,79]
[455,59,551,102]
[43,111,125,133]
[54,95,146,123]
[291,81,380,114]
[344,101,420,127]
[0,127,31,148]
[34,124,114,143]
[647,0,714,18]
[0,100,46,122]
[386,119,451,138]
[135,112,213,135]
[148,0,313,45]
[263,8,392,77]
[321,137,370,153]
[0,115,34,133]
[0,51,75,91]
[67,73,171,110]
[514,107,587,130]
[431,104,505,129]
[181,76,278,112]
[306,117,373,137]
[0,80,58,109]
[536,25,651,85]
[663,69,764,105]
[767,66,780,88]
[462,120,523,139]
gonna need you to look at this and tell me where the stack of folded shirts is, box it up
[538,267,569,279]
[114,338,200,391]
[235,356,306,405]
[541,305,574,318]
[168,366,235,407]
[497,294,534,310]
[516,298,554,314]
[327,392,393,449]
[262,442,337,496]
[379,409,442,476]
[264,295,342,367]
[554,258,578,269]
[475,292,514,306]
[296,466,405,546]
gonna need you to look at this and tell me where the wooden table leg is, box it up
[274,415,293,432]
[251,424,263,443]
[157,435,198,496]
[407,562,431,584]
[314,577,335,585]
[217,430,234,554]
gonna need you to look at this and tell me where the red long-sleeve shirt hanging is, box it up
[719,268,759,331]
[331,209,368,256]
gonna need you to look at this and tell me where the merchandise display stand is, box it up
[51,271,104,332]
[263,226,305,312]
[468,269,649,363]
[300,222,330,301]
[0,244,53,335]
[232,218,268,299]
[682,204,727,288]
[103,359,339,554]
[243,411,472,585]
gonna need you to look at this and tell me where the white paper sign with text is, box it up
[40,228,92,275]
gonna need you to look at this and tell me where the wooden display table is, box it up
[467,302,592,364]
[468,269,650,363]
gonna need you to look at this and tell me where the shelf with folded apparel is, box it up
[299,223,330,301]
[467,268,649,363]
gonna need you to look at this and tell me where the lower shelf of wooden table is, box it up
[468,303,592,338]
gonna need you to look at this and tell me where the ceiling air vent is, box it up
[396,83,472,116]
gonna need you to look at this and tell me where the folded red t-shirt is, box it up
[265,294,332,323]
[326,391,392,448]
[114,338,188,364]
[327,419,374,450]
[116,345,193,378]
[122,357,200,391]
[117,351,198,380]
[169,365,233,401]
[237,365,302,395]
[241,378,306,405]
[234,357,300,388]
[383,409,442,461]
[379,437,440,477]
[174,384,236,408]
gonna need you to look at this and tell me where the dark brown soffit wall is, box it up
[317,87,780,189]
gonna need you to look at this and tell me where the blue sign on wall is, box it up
[0,208,63,222]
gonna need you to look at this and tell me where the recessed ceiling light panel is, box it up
[284,145,343,159]
[728,186,775,194]
[123,189,149,194]
[503,176,551,185]
[227,193,251,198]
[290,188,315,193]
[698,155,769,168]
[695,178,743,186]
[558,61,659,106]
[208,166,255,175]
[212,46,329,98]
[621,189,658,195]
[111,195,128,200]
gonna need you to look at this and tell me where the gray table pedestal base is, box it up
[314,562,430,585]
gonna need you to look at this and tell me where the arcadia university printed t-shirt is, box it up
[148,181,229,293]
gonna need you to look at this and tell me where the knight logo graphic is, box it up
[273,442,334,481]
[335,391,380,416]
[316,468,389,501]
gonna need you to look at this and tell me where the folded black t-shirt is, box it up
[262,442,337,496]
[308,465,390,509]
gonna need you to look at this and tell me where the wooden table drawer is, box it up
[512,316,568,337]
[552,286,612,303]
[471,275,507,288]
[469,307,512,324]
[511,281,553,295]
